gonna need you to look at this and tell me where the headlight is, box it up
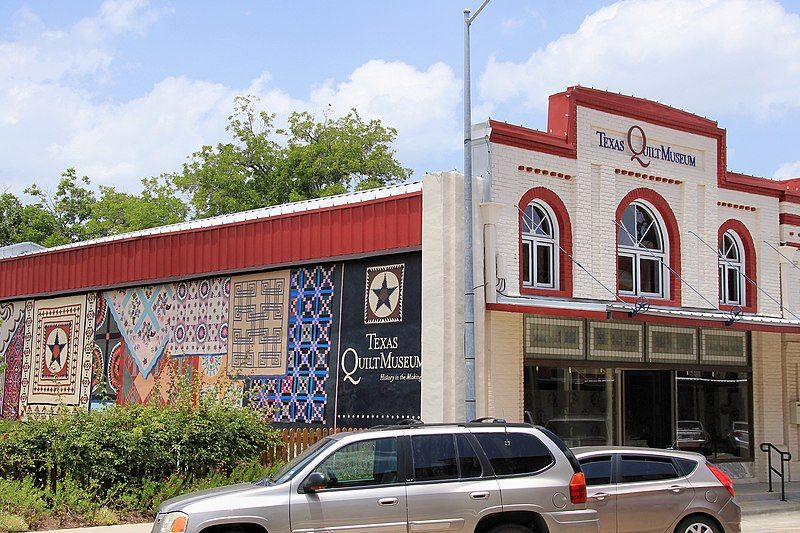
[157,512,188,533]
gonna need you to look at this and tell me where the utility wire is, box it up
[687,230,800,322]
[515,205,637,313]
[616,221,722,312]
[763,240,800,275]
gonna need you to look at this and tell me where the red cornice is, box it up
[779,213,800,226]
[489,85,800,202]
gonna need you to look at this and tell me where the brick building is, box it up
[1,86,799,481]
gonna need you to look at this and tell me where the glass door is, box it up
[622,370,673,448]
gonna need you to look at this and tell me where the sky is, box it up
[2,0,800,198]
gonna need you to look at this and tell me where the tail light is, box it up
[707,463,735,498]
[569,472,587,504]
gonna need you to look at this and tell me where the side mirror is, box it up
[302,472,329,493]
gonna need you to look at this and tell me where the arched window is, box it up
[719,230,744,306]
[617,201,667,298]
[521,201,557,289]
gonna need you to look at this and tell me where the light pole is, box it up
[463,0,490,423]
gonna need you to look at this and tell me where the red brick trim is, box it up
[719,219,758,314]
[616,188,682,306]
[518,187,573,298]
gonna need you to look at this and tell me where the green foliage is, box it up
[2,97,410,247]
[174,96,411,218]
[0,479,47,523]
[0,512,28,533]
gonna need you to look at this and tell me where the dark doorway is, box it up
[623,370,672,448]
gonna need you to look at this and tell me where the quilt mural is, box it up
[19,294,96,419]
[228,271,290,377]
[1,301,26,419]
[245,265,338,424]
[1,258,367,426]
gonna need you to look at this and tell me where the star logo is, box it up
[372,274,397,312]
[44,326,70,374]
[365,264,404,323]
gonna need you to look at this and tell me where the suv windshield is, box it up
[267,438,335,484]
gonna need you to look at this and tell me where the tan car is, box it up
[154,422,599,533]
[574,447,740,533]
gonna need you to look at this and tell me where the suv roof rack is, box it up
[470,417,507,423]
[362,421,535,432]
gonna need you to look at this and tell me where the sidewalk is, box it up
[735,480,800,516]
[37,524,152,533]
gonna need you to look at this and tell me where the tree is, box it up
[173,96,411,218]
[19,168,95,247]
[87,176,188,237]
[0,193,23,246]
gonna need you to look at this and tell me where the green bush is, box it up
[0,479,47,523]
[0,512,28,533]
[0,400,279,493]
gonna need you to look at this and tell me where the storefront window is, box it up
[676,371,752,461]
[524,366,615,447]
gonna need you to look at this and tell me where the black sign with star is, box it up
[335,252,421,428]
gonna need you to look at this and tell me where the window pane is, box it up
[524,366,615,447]
[523,205,533,233]
[620,455,679,483]
[536,243,553,286]
[723,233,739,261]
[474,432,553,476]
[675,458,698,477]
[639,257,661,295]
[718,265,724,302]
[528,205,543,234]
[676,371,752,461]
[412,435,458,481]
[522,241,531,284]
[726,267,740,304]
[318,438,398,488]
[580,456,613,486]
[618,255,634,292]
[457,434,482,478]
[619,205,636,246]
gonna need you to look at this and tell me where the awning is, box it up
[488,295,800,332]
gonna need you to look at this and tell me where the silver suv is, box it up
[154,423,599,533]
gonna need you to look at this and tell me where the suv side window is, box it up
[316,437,398,488]
[620,455,679,483]
[412,434,458,481]
[474,431,554,476]
[457,434,482,478]
[580,455,613,486]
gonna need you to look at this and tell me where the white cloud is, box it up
[773,161,800,180]
[0,2,462,196]
[479,0,800,120]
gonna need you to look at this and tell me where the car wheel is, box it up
[487,525,533,533]
[675,515,721,533]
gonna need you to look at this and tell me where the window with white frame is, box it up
[522,201,557,289]
[719,230,744,306]
[617,202,667,298]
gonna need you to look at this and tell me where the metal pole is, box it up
[463,7,476,422]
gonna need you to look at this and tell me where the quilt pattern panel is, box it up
[1,303,26,419]
[106,285,174,379]
[245,266,335,423]
[228,271,290,377]
[19,294,95,419]
[170,278,230,358]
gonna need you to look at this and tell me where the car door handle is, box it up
[669,485,685,494]
[378,497,399,506]
[470,491,490,500]
[591,492,609,501]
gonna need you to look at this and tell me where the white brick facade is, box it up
[421,87,800,481]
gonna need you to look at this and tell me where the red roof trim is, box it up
[779,213,800,226]
[0,192,423,301]
[489,86,800,202]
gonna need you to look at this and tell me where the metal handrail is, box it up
[760,442,792,501]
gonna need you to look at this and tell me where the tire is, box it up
[487,525,533,533]
[675,515,721,533]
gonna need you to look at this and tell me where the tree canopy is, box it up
[0,97,411,247]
